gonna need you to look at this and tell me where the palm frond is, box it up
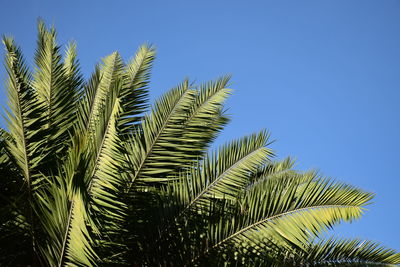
[35,176,98,266]
[85,92,127,248]
[200,174,374,264]
[118,44,155,138]
[2,38,48,262]
[125,76,233,188]
[177,130,273,211]
[146,131,273,263]
[63,41,84,94]
[180,76,232,155]
[42,46,156,264]
[62,52,127,261]
[63,41,84,117]
[301,237,400,266]
[2,37,45,187]
[32,22,79,165]
[125,80,196,186]
[78,52,123,137]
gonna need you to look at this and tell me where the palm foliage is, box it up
[0,22,399,266]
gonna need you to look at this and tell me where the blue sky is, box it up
[1,0,399,251]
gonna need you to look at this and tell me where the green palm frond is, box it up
[122,79,233,262]
[181,76,232,155]
[250,237,400,266]
[2,37,45,187]
[2,37,48,262]
[125,76,232,188]
[176,131,273,210]
[63,41,84,124]
[118,44,155,138]
[63,191,98,267]
[146,132,273,262]
[33,134,97,266]
[204,237,400,266]
[33,22,79,165]
[63,41,83,96]
[48,45,156,264]
[301,237,400,266]
[75,65,101,134]
[87,52,124,135]
[86,93,127,243]
[125,80,196,186]
[35,177,98,266]
[43,52,127,264]
[191,172,374,264]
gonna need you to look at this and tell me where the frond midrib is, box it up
[86,53,118,133]
[127,87,191,192]
[57,200,74,267]
[87,94,120,195]
[192,203,365,263]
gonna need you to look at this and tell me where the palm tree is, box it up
[0,21,399,266]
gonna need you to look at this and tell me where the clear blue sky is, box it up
[1,0,399,251]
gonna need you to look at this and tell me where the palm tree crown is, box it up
[1,21,399,266]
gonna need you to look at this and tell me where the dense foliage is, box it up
[1,22,399,266]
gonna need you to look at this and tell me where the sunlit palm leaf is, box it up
[177,130,273,211]
[197,173,374,264]
[301,237,400,266]
[125,80,196,186]
[33,21,79,165]
[181,76,232,155]
[2,37,45,188]
[118,44,155,138]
